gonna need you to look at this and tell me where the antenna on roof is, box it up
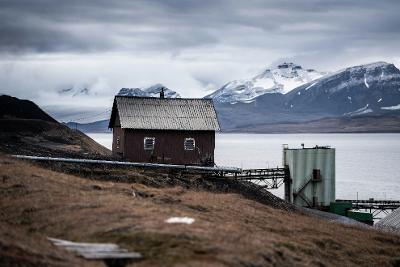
[160,87,165,99]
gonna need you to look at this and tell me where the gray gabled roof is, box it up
[109,96,220,131]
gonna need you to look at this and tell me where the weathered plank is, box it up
[48,238,142,267]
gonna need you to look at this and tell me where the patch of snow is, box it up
[241,99,256,103]
[364,77,369,88]
[381,104,400,110]
[344,104,373,116]
[378,98,382,103]
[298,91,301,95]
[165,217,195,224]
[305,82,317,91]
[290,104,294,108]
[347,96,352,103]
[252,77,275,89]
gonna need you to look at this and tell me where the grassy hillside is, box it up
[1,155,399,267]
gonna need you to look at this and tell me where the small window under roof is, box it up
[144,137,155,150]
[116,136,120,149]
[184,138,195,151]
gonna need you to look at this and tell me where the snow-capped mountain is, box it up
[58,87,91,97]
[214,61,400,130]
[117,84,181,98]
[206,63,325,104]
[285,62,400,115]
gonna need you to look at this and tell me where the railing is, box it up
[13,154,290,190]
[212,167,289,189]
[12,154,242,173]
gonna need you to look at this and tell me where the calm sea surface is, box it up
[87,133,400,200]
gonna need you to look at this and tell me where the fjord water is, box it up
[88,133,400,200]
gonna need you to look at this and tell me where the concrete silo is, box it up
[283,145,335,208]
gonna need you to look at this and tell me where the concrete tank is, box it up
[283,145,335,207]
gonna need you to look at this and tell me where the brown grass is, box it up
[1,155,400,267]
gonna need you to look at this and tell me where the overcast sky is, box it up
[1,0,400,112]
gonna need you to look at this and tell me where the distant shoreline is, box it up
[66,113,400,134]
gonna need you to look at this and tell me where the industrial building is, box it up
[283,145,335,208]
[108,92,220,165]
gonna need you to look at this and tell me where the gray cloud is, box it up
[0,0,399,55]
[0,0,400,108]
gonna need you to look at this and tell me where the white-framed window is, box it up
[184,138,195,150]
[144,137,155,150]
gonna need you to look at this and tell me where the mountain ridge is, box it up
[212,61,400,130]
[63,61,400,133]
[205,62,325,104]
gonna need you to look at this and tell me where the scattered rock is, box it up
[91,184,103,190]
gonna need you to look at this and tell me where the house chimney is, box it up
[160,87,165,99]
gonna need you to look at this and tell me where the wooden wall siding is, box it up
[123,129,215,165]
[112,127,124,155]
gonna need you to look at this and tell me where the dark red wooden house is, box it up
[108,94,220,165]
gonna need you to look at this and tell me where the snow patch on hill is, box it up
[345,104,373,116]
[381,104,400,110]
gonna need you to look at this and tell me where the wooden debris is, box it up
[48,238,142,267]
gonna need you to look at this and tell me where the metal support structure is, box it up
[212,167,289,190]
[336,199,400,219]
[292,170,323,208]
